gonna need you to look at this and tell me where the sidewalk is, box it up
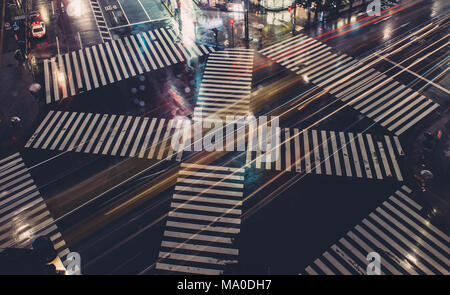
[0,51,40,158]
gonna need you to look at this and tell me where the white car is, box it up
[31,21,46,39]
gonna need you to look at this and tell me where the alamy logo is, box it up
[169,115,280,162]
[366,252,381,275]
[66,252,82,275]
[366,0,381,17]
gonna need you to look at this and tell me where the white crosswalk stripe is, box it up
[88,0,111,42]
[25,111,187,161]
[259,34,440,136]
[304,185,450,275]
[0,153,70,268]
[43,27,215,104]
[193,49,254,121]
[246,127,404,181]
[156,163,244,274]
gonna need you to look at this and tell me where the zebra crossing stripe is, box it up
[0,153,70,267]
[136,34,157,70]
[246,128,403,181]
[194,49,254,120]
[26,112,186,162]
[64,53,75,96]
[57,54,68,99]
[68,113,92,151]
[88,0,111,42]
[41,111,69,150]
[26,111,405,182]
[72,51,83,90]
[98,44,114,83]
[85,47,99,88]
[111,39,129,79]
[156,164,244,274]
[78,49,92,91]
[50,58,59,102]
[105,42,122,81]
[33,110,62,149]
[305,186,450,275]
[259,34,440,136]
[101,115,123,155]
[83,114,105,153]
[25,111,54,148]
[42,28,216,104]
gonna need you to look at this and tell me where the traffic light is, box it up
[288,6,292,12]
[177,1,181,7]
[230,19,234,26]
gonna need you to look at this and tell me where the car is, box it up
[31,21,46,39]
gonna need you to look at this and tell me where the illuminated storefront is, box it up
[259,0,291,10]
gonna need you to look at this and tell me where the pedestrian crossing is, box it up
[88,0,111,42]
[43,27,215,104]
[26,111,405,181]
[25,111,187,161]
[193,48,254,121]
[0,153,70,267]
[259,34,440,136]
[304,185,450,275]
[246,127,404,182]
[155,163,244,274]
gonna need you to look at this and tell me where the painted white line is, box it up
[321,131,332,175]
[98,44,114,83]
[41,112,68,149]
[348,133,362,178]
[78,49,91,91]
[155,262,221,275]
[117,38,136,76]
[59,113,85,151]
[137,118,156,158]
[166,220,239,234]
[171,202,241,215]
[120,117,140,157]
[130,35,150,72]
[111,39,129,79]
[77,32,83,49]
[85,47,99,88]
[142,32,164,68]
[84,114,108,153]
[161,240,238,256]
[67,113,92,151]
[147,118,165,159]
[33,111,61,149]
[125,37,144,74]
[111,115,133,156]
[76,113,100,152]
[168,211,240,224]
[102,115,124,155]
[43,59,51,103]
[104,42,122,81]
[93,115,117,154]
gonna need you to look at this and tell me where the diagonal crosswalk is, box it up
[304,185,450,275]
[155,163,244,274]
[193,48,254,121]
[25,111,186,161]
[25,111,405,181]
[259,34,440,136]
[0,153,70,266]
[246,128,404,181]
[43,27,215,104]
